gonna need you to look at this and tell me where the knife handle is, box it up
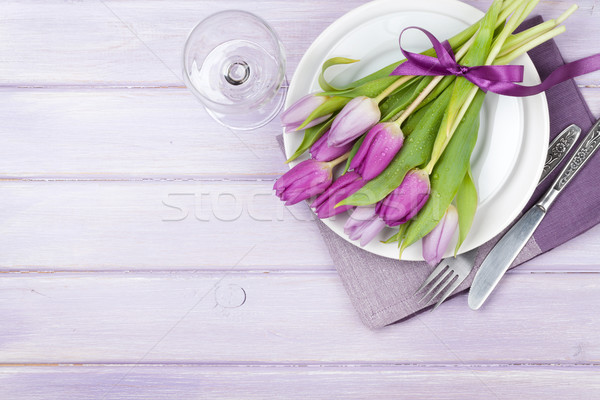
[538,119,600,211]
[539,124,581,185]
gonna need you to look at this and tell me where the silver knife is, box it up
[469,119,600,310]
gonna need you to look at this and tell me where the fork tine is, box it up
[421,271,457,306]
[417,268,453,304]
[431,275,463,311]
[415,263,449,294]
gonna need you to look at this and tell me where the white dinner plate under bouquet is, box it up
[283,0,549,260]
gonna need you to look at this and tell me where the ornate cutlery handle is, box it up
[540,124,581,184]
[538,119,600,211]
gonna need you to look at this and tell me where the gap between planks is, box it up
[1,362,599,368]
[0,85,598,90]
[0,269,598,274]
[0,176,279,182]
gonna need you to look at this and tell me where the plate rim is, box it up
[283,0,549,260]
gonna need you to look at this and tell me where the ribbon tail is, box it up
[486,53,600,97]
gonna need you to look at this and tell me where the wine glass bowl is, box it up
[183,10,287,130]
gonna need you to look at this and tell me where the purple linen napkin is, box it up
[277,16,597,329]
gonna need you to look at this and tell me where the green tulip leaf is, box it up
[320,76,404,98]
[455,166,478,255]
[318,57,360,92]
[286,119,333,163]
[381,223,409,246]
[379,76,431,122]
[399,98,436,136]
[343,134,366,174]
[412,75,456,114]
[397,223,409,249]
[382,231,400,244]
[296,96,350,131]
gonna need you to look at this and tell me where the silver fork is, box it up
[415,123,582,311]
[415,249,477,310]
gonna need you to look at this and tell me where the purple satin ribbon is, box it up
[392,27,600,97]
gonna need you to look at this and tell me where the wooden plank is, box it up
[0,89,287,178]
[525,222,600,270]
[0,88,599,179]
[0,365,599,400]
[1,0,599,86]
[0,180,599,271]
[0,272,598,363]
[0,181,329,270]
[0,0,366,86]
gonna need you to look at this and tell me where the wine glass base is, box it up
[205,83,288,131]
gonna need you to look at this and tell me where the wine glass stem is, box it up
[225,61,250,86]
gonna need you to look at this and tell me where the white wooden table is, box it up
[1,0,600,398]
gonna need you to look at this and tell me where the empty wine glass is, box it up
[183,10,287,130]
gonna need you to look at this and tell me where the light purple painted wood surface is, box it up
[1,0,600,398]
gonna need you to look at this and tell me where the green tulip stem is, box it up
[497,5,576,60]
[494,25,566,65]
[498,19,556,58]
[496,0,526,25]
[374,75,414,103]
[327,152,350,168]
[513,0,541,31]
[486,0,533,66]
[394,76,444,126]
[556,4,578,24]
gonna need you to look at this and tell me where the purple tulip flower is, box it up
[310,131,354,162]
[281,93,331,132]
[312,172,366,219]
[376,169,431,227]
[328,96,381,147]
[422,205,459,266]
[350,122,404,180]
[344,206,387,247]
[274,159,333,205]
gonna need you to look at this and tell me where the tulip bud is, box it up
[312,172,365,219]
[422,205,459,266]
[310,130,354,162]
[376,169,430,226]
[273,159,333,205]
[344,206,387,247]
[281,93,331,131]
[350,122,404,180]
[328,96,381,147]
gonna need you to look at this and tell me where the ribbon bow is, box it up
[392,27,600,97]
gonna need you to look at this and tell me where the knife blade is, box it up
[469,119,600,310]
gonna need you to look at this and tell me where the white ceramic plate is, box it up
[283,0,549,260]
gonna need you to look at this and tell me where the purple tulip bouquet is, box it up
[275,0,578,265]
